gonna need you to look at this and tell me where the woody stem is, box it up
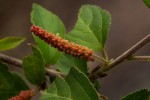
[98,34,150,73]
[0,53,64,77]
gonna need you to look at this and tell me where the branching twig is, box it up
[0,53,64,77]
[98,34,150,73]
[89,34,150,79]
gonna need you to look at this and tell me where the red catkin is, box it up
[31,25,94,61]
[8,90,33,100]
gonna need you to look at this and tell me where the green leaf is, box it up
[40,77,71,100]
[40,93,71,100]
[41,67,99,100]
[144,0,150,8]
[56,54,87,75]
[101,9,111,46]
[0,62,8,70]
[121,89,150,100]
[0,63,29,100]
[0,37,25,51]
[65,67,99,100]
[31,3,66,64]
[66,5,111,51]
[11,73,29,91]
[23,44,45,85]
[93,80,101,91]
[47,77,71,98]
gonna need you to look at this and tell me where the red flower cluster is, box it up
[8,90,33,100]
[31,25,94,61]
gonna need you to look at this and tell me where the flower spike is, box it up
[9,90,33,100]
[31,25,94,61]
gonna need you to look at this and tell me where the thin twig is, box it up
[127,56,150,61]
[101,48,109,61]
[0,53,64,77]
[99,34,150,73]
[0,54,22,67]
[92,54,108,63]
[45,68,65,77]
[32,86,41,96]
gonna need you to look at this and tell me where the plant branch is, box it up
[0,53,64,77]
[99,34,150,73]
[0,54,22,67]
[45,68,65,77]
[32,86,41,96]
[92,54,108,63]
[127,56,150,61]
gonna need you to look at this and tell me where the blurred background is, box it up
[0,0,150,100]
